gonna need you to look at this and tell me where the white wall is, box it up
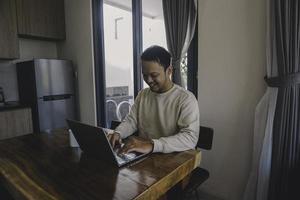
[19,38,57,60]
[198,0,267,199]
[57,0,96,125]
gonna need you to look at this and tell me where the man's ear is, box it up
[166,66,173,76]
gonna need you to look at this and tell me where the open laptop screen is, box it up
[66,119,148,167]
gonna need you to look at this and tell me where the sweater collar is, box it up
[150,84,177,96]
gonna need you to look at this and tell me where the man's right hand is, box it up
[107,132,122,148]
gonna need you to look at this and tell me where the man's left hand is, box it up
[120,136,154,154]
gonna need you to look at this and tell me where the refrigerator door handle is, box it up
[42,94,73,101]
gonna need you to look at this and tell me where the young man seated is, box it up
[108,45,199,155]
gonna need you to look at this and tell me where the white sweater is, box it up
[115,84,200,153]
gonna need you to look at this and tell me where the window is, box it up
[92,0,198,127]
[103,2,134,127]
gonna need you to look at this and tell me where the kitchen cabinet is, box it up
[0,108,33,140]
[16,0,66,40]
[0,0,19,59]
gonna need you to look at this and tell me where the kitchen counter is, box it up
[0,102,29,112]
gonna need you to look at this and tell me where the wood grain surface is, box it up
[16,0,65,40]
[0,0,19,59]
[0,108,33,140]
[0,131,200,200]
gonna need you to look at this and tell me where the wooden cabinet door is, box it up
[0,108,33,140]
[16,0,66,40]
[0,0,19,59]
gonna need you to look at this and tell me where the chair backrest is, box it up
[197,126,214,150]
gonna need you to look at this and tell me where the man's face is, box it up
[142,60,172,93]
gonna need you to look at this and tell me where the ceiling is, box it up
[104,0,163,19]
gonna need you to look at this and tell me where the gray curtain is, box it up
[244,0,300,199]
[267,0,300,199]
[162,0,197,86]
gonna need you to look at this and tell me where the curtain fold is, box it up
[244,0,300,200]
[243,88,277,200]
[162,0,197,86]
[268,0,300,199]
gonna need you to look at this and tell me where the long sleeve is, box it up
[114,92,141,138]
[152,95,200,153]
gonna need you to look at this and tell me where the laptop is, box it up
[66,119,149,167]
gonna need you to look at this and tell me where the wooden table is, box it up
[0,131,201,200]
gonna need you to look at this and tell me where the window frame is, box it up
[92,0,106,127]
[187,20,198,98]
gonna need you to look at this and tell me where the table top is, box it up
[0,131,201,200]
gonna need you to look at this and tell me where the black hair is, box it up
[141,45,171,70]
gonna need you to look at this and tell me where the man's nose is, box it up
[145,76,153,83]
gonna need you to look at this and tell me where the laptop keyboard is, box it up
[115,152,137,165]
[113,143,138,165]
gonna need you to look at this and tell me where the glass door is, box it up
[103,1,134,127]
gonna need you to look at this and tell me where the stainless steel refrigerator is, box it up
[17,59,76,133]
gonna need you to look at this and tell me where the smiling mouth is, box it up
[149,84,157,88]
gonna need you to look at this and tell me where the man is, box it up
[108,45,199,154]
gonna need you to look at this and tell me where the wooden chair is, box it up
[183,126,214,200]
